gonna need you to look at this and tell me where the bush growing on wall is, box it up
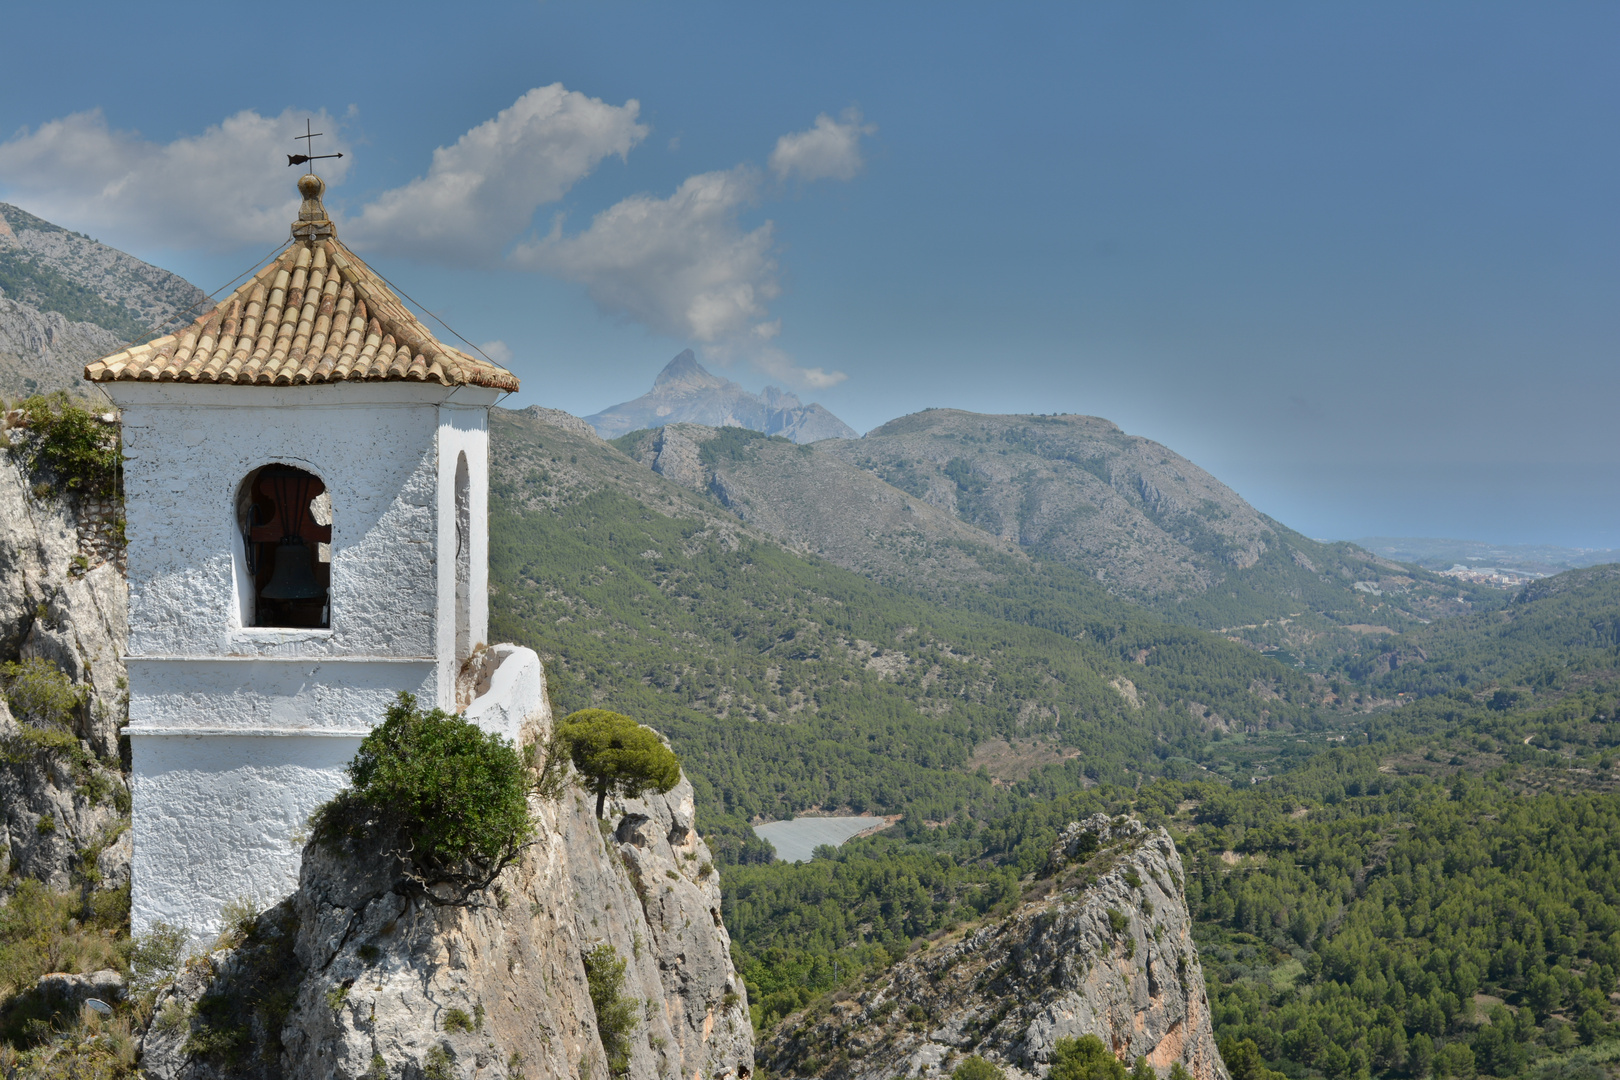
[312,693,533,902]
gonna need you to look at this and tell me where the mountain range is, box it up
[608,415,1500,665]
[584,350,858,443]
[0,202,206,399]
[2,200,1617,1080]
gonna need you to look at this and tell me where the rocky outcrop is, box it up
[0,200,208,398]
[586,351,856,444]
[0,439,129,890]
[0,448,128,757]
[761,816,1225,1080]
[140,663,754,1080]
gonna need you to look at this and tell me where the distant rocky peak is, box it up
[653,349,731,390]
[586,350,857,444]
[760,384,802,410]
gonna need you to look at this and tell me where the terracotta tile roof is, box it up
[84,175,519,392]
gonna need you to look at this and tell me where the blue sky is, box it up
[1,3,1615,546]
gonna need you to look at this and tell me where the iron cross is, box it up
[288,118,344,171]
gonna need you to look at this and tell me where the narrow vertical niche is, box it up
[454,451,471,661]
[237,464,332,629]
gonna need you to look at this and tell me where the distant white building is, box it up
[86,174,542,937]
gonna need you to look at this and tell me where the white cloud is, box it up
[736,342,847,390]
[477,340,514,366]
[346,84,647,264]
[768,108,876,183]
[516,166,776,342]
[517,166,845,389]
[0,107,351,250]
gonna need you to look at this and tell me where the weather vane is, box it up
[287,118,344,173]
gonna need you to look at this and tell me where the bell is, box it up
[261,538,323,600]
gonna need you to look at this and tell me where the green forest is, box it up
[485,411,1620,1080]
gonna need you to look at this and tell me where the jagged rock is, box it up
[585,351,856,444]
[652,425,712,491]
[762,820,1226,1080]
[0,450,128,758]
[0,405,129,892]
[0,698,125,889]
[139,662,754,1080]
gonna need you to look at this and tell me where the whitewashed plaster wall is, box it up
[129,733,362,933]
[103,381,507,937]
[113,383,450,660]
[435,404,489,698]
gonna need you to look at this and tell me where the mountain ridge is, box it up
[604,412,1501,664]
[0,201,208,398]
[585,350,858,444]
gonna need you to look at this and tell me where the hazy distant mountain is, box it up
[608,409,1499,664]
[0,202,208,398]
[584,350,857,444]
[1356,537,1620,575]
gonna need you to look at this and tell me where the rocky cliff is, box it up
[761,816,1226,1080]
[139,665,755,1080]
[0,202,208,399]
[0,417,130,891]
[585,351,856,444]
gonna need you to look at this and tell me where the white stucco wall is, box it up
[461,645,545,746]
[128,733,362,933]
[435,405,490,700]
[104,382,506,938]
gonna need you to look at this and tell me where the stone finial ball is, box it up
[297,173,325,199]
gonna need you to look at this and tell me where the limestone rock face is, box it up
[0,449,129,889]
[0,295,126,400]
[0,200,208,398]
[761,816,1226,1080]
[0,451,128,757]
[140,664,754,1080]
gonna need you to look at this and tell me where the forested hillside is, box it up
[488,406,1620,1080]
[487,406,1328,861]
[608,417,1501,668]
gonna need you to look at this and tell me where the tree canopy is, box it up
[555,709,682,819]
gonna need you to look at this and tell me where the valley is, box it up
[484,404,1620,1080]
[0,204,1610,1079]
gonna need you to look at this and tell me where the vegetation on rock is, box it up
[555,709,681,819]
[312,692,533,900]
[583,942,639,1076]
[8,391,121,497]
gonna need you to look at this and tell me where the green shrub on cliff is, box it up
[952,1055,1007,1080]
[312,693,532,900]
[11,392,120,497]
[582,943,638,1076]
[1049,1036,1127,1080]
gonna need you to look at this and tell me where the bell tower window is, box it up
[237,465,332,628]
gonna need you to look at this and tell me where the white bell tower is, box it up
[86,174,533,936]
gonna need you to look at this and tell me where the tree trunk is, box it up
[596,784,607,820]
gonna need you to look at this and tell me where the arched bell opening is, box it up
[236,464,332,628]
